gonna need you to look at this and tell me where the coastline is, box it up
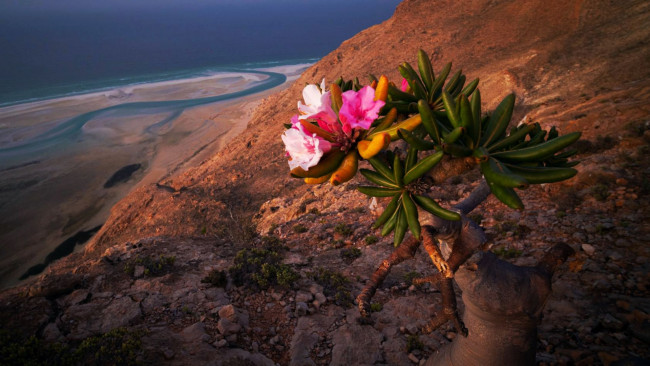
[0,62,309,289]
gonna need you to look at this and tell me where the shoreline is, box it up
[0,59,317,109]
[0,63,308,289]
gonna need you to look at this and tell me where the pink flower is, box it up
[338,86,385,132]
[400,78,410,92]
[297,79,338,126]
[290,114,303,131]
[281,128,332,171]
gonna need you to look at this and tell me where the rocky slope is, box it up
[2,0,650,365]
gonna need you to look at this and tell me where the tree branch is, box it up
[453,180,490,215]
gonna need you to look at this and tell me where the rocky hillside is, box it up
[2,0,649,365]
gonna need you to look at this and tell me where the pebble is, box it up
[295,302,308,317]
[212,339,228,348]
[573,232,587,242]
[581,244,596,256]
[408,353,420,363]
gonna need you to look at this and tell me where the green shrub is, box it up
[0,328,143,366]
[492,247,523,259]
[308,267,353,307]
[404,271,422,285]
[364,235,379,245]
[229,241,298,290]
[74,328,143,366]
[201,269,227,287]
[293,224,308,233]
[406,334,424,353]
[0,330,72,366]
[591,184,610,201]
[341,247,362,260]
[123,255,176,277]
[334,223,354,236]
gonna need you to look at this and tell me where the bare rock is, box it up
[217,348,276,366]
[582,244,596,256]
[64,289,90,306]
[290,314,336,366]
[295,302,308,317]
[182,322,210,343]
[217,317,242,336]
[218,304,238,322]
[42,322,63,342]
[331,311,384,365]
[295,291,313,303]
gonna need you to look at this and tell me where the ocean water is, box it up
[0,0,402,107]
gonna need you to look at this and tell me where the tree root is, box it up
[356,236,421,318]
[357,183,489,335]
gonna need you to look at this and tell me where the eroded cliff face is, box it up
[2,0,649,365]
[83,0,650,258]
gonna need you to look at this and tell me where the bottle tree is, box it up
[282,50,580,366]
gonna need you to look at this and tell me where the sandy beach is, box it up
[0,64,308,289]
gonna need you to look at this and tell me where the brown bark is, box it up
[427,244,574,366]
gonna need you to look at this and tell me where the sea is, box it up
[0,0,402,107]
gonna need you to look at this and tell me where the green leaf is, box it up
[491,132,582,162]
[359,169,399,188]
[480,93,515,147]
[413,195,461,221]
[403,150,444,185]
[357,186,402,197]
[417,49,435,91]
[402,193,421,240]
[368,157,394,181]
[398,128,436,151]
[373,194,401,228]
[393,153,404,187]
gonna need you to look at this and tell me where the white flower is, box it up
[297,79,337,125]
[281,128,332,170]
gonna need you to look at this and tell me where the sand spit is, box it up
[0,64,308,289]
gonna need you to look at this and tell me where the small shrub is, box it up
[309,267,353,307]
[364,235,379,245]
[0,328,144,366]
[229,242,299,290]
[293,224,308,233]
[494,221,530,239]
[591,184,610,201]
[334,223,354,236]
[492,247,523,259]
[309,208,321,215]
[201,269,227,287]
[124,255,176,277]
[555,210,566,219]
[74,327,144,366]
[406,335,424,353]
[0,330,73,365]
[370,302,383,312]
[341,247,362,260]
[352,207,365,213]
[404,271,422,285]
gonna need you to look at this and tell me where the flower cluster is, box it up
[282,79,386,185]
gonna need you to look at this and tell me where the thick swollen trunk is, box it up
[427,245,573,366]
